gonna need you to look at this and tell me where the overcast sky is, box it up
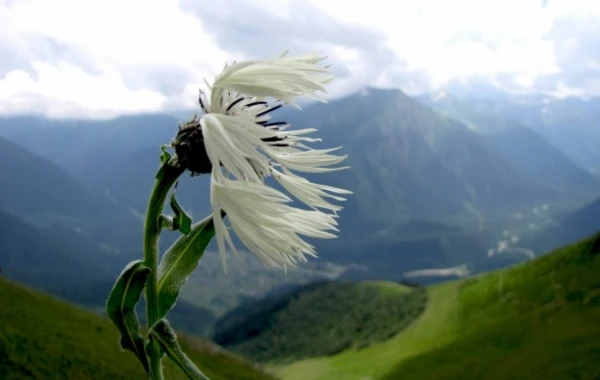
[1,0,599,118]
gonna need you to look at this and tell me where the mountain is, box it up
[2,88,589,286]
[0,129,351,325]
[4,89,592,227]
[2,89,583,226]
[286,87,582,227]
[486,127,599,199]
[420,91,600,201]
[0,206,112,292]
[429,92,600,174]
[0,114,212,222]
[5,90,599,275]
[0,114,180,183]
[524,195,600,255]
[417,91,516,134]
[0,277,278,380]
[0,134,139,252]
[272,231,600,380]
[559,196,600,243]
[0,204,218,336]
[90,145,212,219]
[498,96,600,173]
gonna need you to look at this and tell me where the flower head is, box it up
[173,51,350,270]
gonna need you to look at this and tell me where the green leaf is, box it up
[169,191,192,235]
[106,260,151,373]
[149,319,209,380]
[156,147,176,181]
[156,213,220,319]
[160,145,172,164]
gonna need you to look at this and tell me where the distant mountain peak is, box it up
[358,87,371,97]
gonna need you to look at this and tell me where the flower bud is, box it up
[171,115,212,176]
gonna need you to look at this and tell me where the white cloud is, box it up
[0,61,165,118]
[2,0,230,67]
[307,0,600,87]
[0,0,232,117]
[0,0,599,118]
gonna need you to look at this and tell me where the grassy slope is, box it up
[213,281,426,364]
[275,233,600,380]
[0,278,278,380]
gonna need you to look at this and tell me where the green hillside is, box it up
[274,232,600,380]
[0,278,278,380]
[212,281,427,363]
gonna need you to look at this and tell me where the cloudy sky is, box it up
[1,0,599,118]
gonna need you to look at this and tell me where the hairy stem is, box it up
[144,156,185,379]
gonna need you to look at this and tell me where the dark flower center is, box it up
[172,119,212,176]
[172,94,290,176]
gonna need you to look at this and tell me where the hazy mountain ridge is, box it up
[0,131,350,328]
[0,114,180,183]
[1,87,600,313]
[0,206,112,291]
[522,194,600,256]
[427,91,600,173]
[420,91,600,201]
[3,88,596,227]
[286,88,589,226]
[0,134,141,254]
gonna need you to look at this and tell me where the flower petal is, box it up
[210,175,339,268]
[212,52,333,106]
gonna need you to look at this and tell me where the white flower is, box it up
[210,175,340,269]
[196,51,350,270]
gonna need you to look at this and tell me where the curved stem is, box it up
[144,156,185,379]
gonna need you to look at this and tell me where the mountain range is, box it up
[1,86,600,317]
[3,88,598,229]
[2,78,600,380]
[419,91,600,201]
[422,90,600,175]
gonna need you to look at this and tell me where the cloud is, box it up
[179,0,410,98]
[0,0,232,118]
[309,0,600,95]
[307,0,559,82]
[0,61,166,118]
[0,0,599,118]
[539,4,600,95]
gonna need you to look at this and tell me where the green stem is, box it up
[144,156,185,379]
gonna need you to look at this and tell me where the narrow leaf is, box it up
[149,319,209,380]
[169,191,192,235]
[160,144,172,164]
[156,147,174,181]
[157,213,221,319]
[106,260,151,373]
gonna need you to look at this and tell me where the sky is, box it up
[0,0,599,118]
